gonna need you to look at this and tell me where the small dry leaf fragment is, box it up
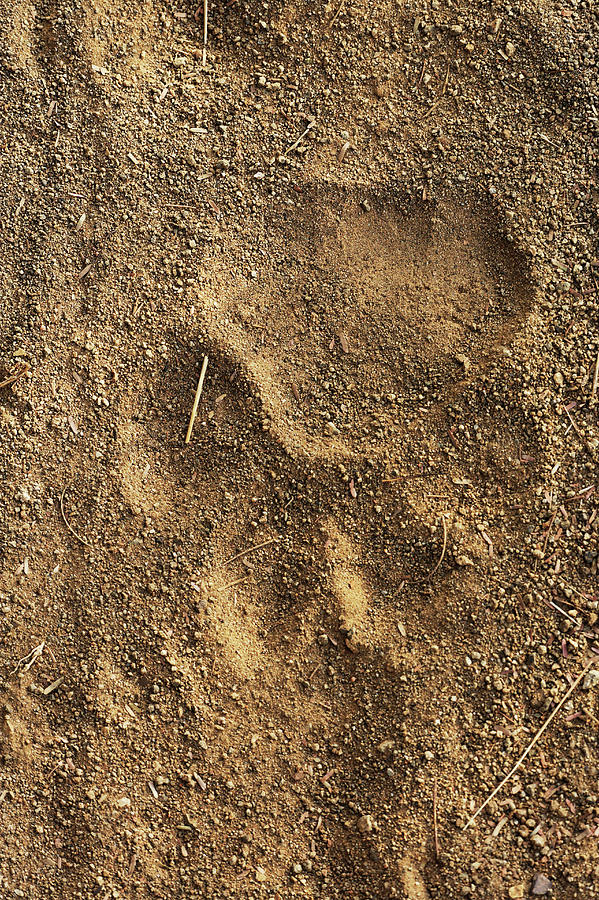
[67,415,79,435]
[43,676,64,696]
[339,331,350,353]
[75,213,86,231]
[291,382,300,403]
[481,531,494,556]
[78,263,92,279]
[455,554,474,567]
[491,814,508,836]
[337,141,352,163]
[329,337,335,351]
[456,353,470,373]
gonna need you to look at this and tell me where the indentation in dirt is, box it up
[201,185,535,459]
[325,523,374,650]
[401,859,432,899]
[0,683,49,771]
[114,338,264,525]
[3,0,38,72]
[77,0,159,80]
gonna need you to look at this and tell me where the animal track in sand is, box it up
[200,185,535,460]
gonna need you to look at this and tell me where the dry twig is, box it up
[592,348,599,397]
[60,487,92,547]
[185,355,209,444]
[541,510,557,559]
[219,575,251,592]
[429,515,447,579]
[11,642,45,676]
[202,0,208,66]
[43,676,64,696]
[564,405,583,440]
[328,0,346,28]
[283,121,315,158]
[224,537,279,566]
[0,362,29,389]
[463,658,596,830]
[433,777,440,858]
[441,61,450,95]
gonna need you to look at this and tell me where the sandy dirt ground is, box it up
[0,0,599,897]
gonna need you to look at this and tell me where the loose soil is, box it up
[0,1,598,898]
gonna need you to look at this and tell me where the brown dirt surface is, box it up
[0,1,598,898]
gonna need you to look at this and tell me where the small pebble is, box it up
[531,873,552,896]
[356,814,373,833]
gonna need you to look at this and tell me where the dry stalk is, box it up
[185,355,209,444]
[463,658,596,830]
